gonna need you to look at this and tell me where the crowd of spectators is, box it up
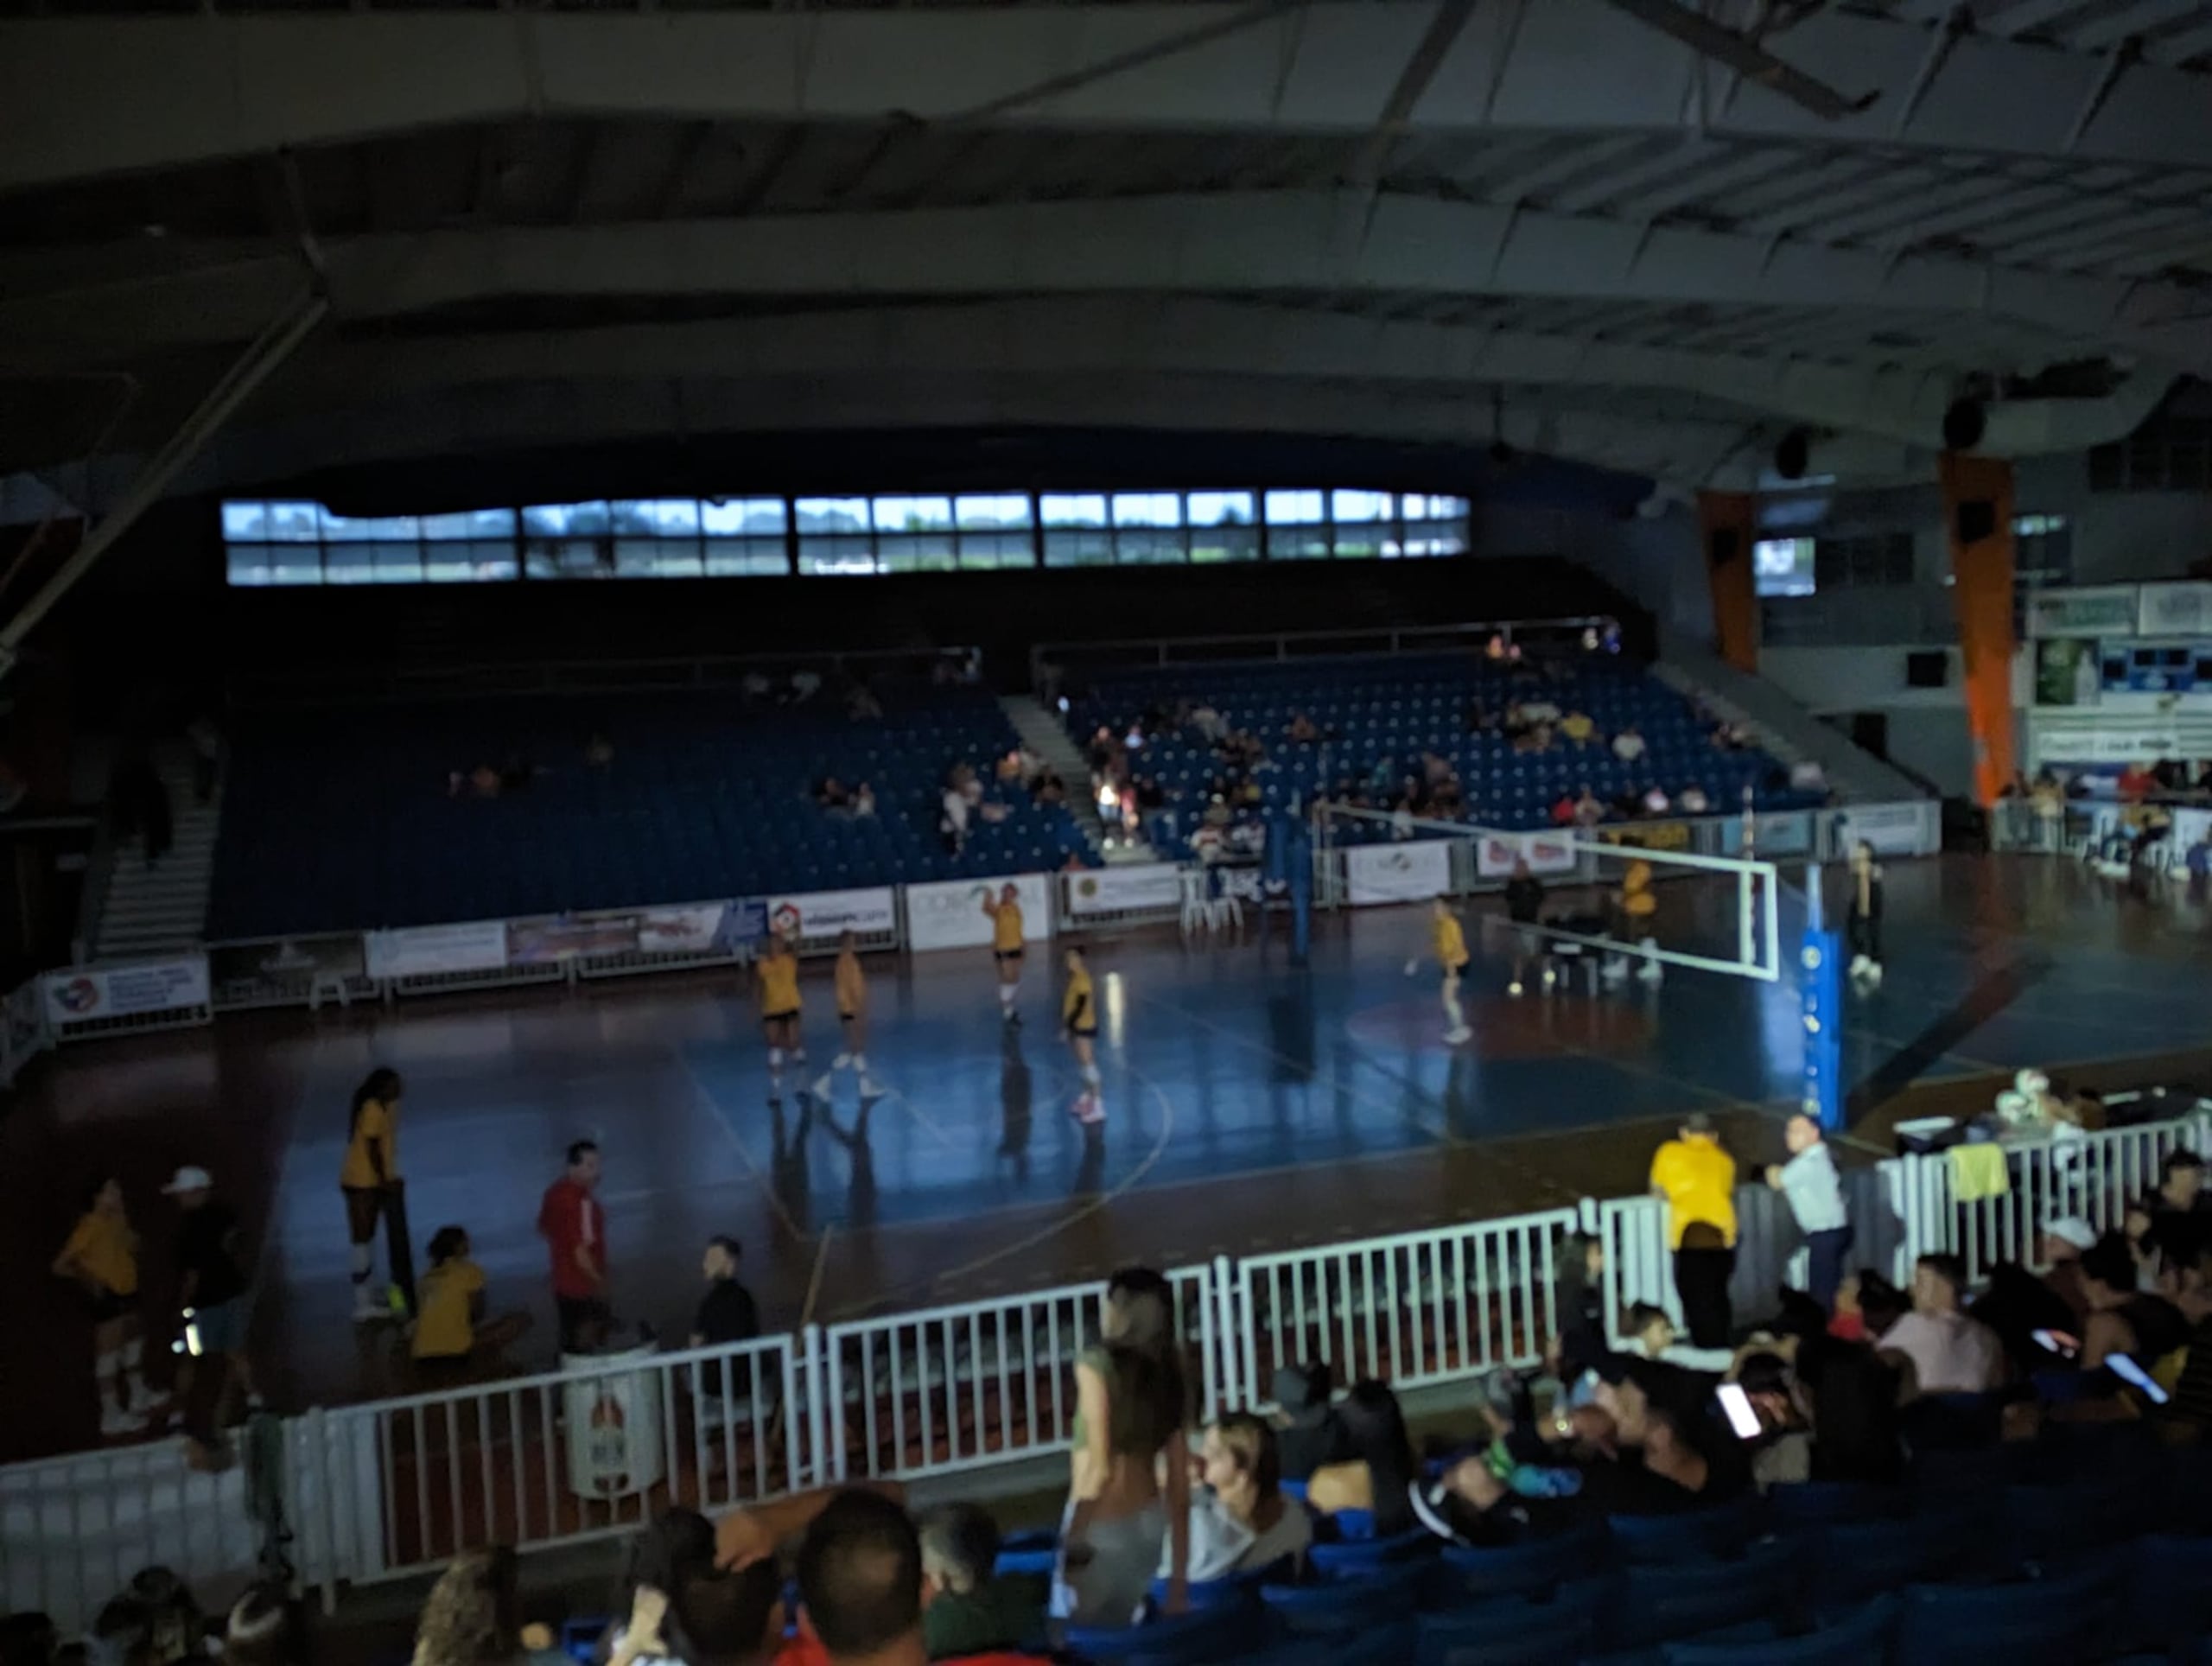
[1087,702,1274,861]
[1,1569,307,1666]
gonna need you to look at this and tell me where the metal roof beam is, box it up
[9,0,2212,192]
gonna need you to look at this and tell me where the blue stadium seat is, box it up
[1061,1594,1263,1665]
[1261,1561,1430,1636]
[1605,1498,1758,1564]
[1660,1593,1900,1664]
[993,1529,1059,1579]
[1307,1526,1439,1575]
[1763,1482,1904,1530]
[1607,1538,1799,1650]
[1414,1591,1602,1666]
[1893,1562,2120,1666]
[1807,1505,1984,1604]
[1430,1520,1606,1603]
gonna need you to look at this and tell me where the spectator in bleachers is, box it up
[1611,725,1646,765]
[1789,757,1827,793]
[1678,783,1710,815]
[1270,1362,1350,1481]
[2039,1218,2098,1327]
[413,1226,531,1375]
[1878,1253,2005,1395]
[940,785,969,855]
[852,782,877,819]
[1639,784,1670,817]
[1584,1358,1726,1514]
[1549,791,1575,828]
[1183,1412,1313,1580]
[1306,1379,1417,1536]
[411,1546,563,1666]
[1731,1349,1813,1490]
[1573,785,1607,827]
[2146,1149,2212,1271]
[1559,709,1595,745]
[917,1504,1046,1661]
[1649,1114,1738,1350]
[791,671,823,705]
[1501,700,1532,740]
[1618,1300,1734,1373]
[1286,712,1319,744]
[845,684,884,722]
[219,1581,307,1666]
[1551,1232,1609,1380]
[1060,1267,1191,1625]
[800,1491,1037,1666]
[816,778,853,812]
[1188,702,1225,745]
[2079,1232,2190,1376]
[1390,794,1415,840]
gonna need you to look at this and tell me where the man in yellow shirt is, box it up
[811,930,881,1102]
[1649,1113,1739,1348]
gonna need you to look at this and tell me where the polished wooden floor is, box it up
[5,853,2210,1461]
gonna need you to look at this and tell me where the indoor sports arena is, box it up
[7,3,2212,1662]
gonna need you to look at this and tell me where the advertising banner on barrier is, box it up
[365,920,511,982]
[1344,839,1451,905]
[636,902,739,957]
[1835,802,1929,857]
[1719,811,1815,858]
[905,874,1052,952]
[207,935,366,989]
[1474,831,1577,879]
[766,887,897,941]
[1066,863,1183,916]
[44,955,210,1026]
[2026,585,2139,638]
[507,915,641,965]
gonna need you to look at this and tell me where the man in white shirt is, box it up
[1766,1114,1851,1312]
[1612,727,1647,764]
[1878,1253,2005,1395]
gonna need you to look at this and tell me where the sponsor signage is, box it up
[766,887,897,942]
[1067,862,1184,916]
[1719,811,1814,858]
[1474,831,1577,878]
[636,902,739,957]
[905,874,1053,952]
[2027,585,2139,638]
[44,955,211,1026]
[364,919,511,981]
[2139,582,2212,638]
[1598,821,1691,853]
[507,915,640,965]
[207,935,365,989]
[1836,802,1929,857]
[1344,839,1452,905]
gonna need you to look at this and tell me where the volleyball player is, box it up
[1061,944,1103,1124]
[1404,895,1473,1045]
[757,930,806,1096]
[52,1176,156,1435]
[810,930,880,1101]
[982,882,1025,1024]
[340,1068,408,1322]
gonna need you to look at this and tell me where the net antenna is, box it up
[1312,802,1783,983]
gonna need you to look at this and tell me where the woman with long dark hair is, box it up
[1056,1267,1192,1627]
[341,1067,412,1320]
[1305,1379,1418,1536]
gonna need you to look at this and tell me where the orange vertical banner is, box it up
[1697,491,1758,673]
[1939,452,2018,808]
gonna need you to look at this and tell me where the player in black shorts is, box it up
[1061,945,1103,1124]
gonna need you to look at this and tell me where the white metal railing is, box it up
[820,1266,1216,1487]
[1236,1210,1578,1411]
[307,1334,806,1586]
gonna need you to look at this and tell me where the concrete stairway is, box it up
[1652,629,1930,805]
[999,694,1157,864]
[92,746,219,960]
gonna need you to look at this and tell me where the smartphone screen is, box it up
[1715,1382,1762,1440]
[2107,1353,2171,1404]
[2031,1327,2079,1358]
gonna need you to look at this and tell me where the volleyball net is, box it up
[1310,804,1785,984]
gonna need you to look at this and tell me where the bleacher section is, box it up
[1069,652,1821,861]
[208,685,1091,938]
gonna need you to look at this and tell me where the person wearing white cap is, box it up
[165,1165,257,1438]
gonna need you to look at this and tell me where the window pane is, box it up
[1265,490,1325,525]
[425,541,518,582]
[524,537,615,579]
[1402,494,1466,521]
[320,507,418,543]
[1044,529,1112,567]
[704,538,788,576]
[422,507,517,542]
[1190,523,1257,563]
[957,530,1033,569]
[371,541,423,582]
[1332,489,1392,524]
[877,532,957,572]
[796,499,871,535]
[1111,493,1180,528]
[799,537,878,576]
[1272,527,1331,560]
[957,494,1031,531]
[264,502,323,541]
[1755,537,1815,597]
[226,545,308,586]
[613,538,705,577]
[523,502,611,537]
[1332,524,1387,558]
[1041,494,1107,528]
[1395,519,1467,557]
[323,544,374,584]
[1114,526,1187,564]
[1186,492,1254,527]
[610,499,702,537]
[873,496,953,533]
[702,499,788,537]
[221,502,270,541]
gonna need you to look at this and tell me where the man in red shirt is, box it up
[537,1140,609,1353]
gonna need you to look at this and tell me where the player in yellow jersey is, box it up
[1060,944,1103,1124]
[52,1175,157,1435]
[756,930,807,1096]
[1403,895,1473,1046]
[982,882,1026,1024]
[810,930,881,1102]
